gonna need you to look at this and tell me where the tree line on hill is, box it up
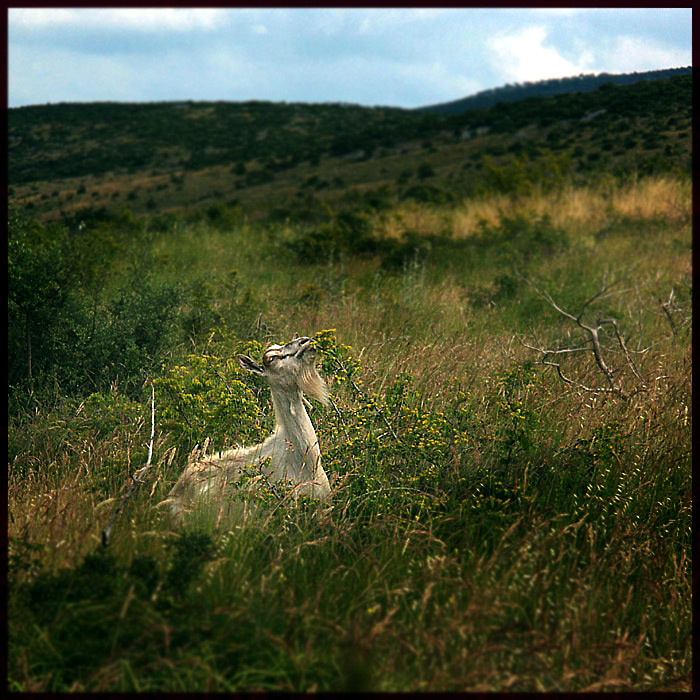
[417,66,692,115]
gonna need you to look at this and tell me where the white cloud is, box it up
[489,25,594,83]
[9,8,226,32]
[9,8,74,28]
[601,36,691,73]
[488,22,692,89]
[309,8,449,38]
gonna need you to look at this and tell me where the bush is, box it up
[284,208,384,261]
[378,232,431,271]
[401,183,453,205]
[8,208,245,413]
[472,213,569,267]
[480,149,572,196]
[417,163,435,179]
[8,207,82,406]
[154,338,268,451]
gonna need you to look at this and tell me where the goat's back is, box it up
[164,447,255,523]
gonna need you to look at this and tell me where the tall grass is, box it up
[8,175,691,691]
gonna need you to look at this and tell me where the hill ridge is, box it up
[416,66,693,115]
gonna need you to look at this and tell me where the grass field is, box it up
[8,173,691,691]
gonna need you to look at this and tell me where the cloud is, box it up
[354,8,448,34]
[489,25,594,84]
[9,8,226,32]
[600,36,691,73]
[8,8,693,109]
[9,42,255,106]
[487,17,692,90]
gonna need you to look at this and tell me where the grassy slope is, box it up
[8,75,692,223]
[8,170,691,691]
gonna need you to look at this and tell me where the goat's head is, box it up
[238,336,329,406]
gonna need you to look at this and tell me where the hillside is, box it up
[417,66,692,115]
[8,73,692,224]
[8,68,692,692]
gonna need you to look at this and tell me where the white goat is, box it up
[164,336,331,524]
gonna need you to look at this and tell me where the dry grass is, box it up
[444,175,692,241]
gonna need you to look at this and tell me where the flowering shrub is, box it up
[313,328,361,382]
[310,331,533,526]
[154,339,268,451]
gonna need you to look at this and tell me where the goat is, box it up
[163,336,331,524]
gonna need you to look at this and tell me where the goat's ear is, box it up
[237,354,265,377]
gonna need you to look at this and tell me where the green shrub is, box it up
[378,232,431,271]
[283,208,384,261]
[417,162,435,179]
[154,339,268,451]
[8,208,242,413]
[480,149,572,196]
[8,207,84,406]
[82,390,145,436]
[471,212,569,268]
[401,183,453,205]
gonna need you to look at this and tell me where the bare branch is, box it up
[542,360,617,394]
[598,318,645,384]
[659,288,678,335]
[516,272,578,323]
[516,334,590,357]
[517,272,648,399]
[586,325,615,388]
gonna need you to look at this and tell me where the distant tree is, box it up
[417,163,435,179]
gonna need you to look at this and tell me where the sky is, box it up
[8,7,693,110]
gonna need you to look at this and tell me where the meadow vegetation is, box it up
[8,75,692,691]
[8,169,691,691]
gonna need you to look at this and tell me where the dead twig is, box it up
[516,271,648,399]
[658,288,683,336]
[102,383,156,547]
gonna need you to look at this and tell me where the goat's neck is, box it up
[269,385,320,474]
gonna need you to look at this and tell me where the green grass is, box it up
[8,174,691,691]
